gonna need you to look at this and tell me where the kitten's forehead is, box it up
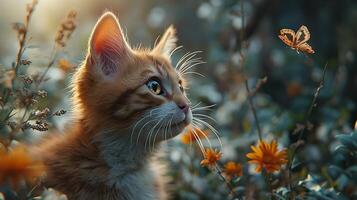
[147,55,180,81]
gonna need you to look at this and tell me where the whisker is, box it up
[136,118,159,145]
[189,123,207,155]
[178,54,202,73]
[151,117,166,152]
[179,57,203,74]
[192,122,212,149]
[176,50,202,70]
[170,45,183,61]
[180,61,206,74]
[130,110,161,144]
[191,104,216,111]
[182,71,205,77]
[193,118,222,149]
[193,113,217,122]
[191,102,202,109]
[136,112,166,145]
[145,117,163,151]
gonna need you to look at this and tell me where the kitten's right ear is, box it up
[88,12,132,77]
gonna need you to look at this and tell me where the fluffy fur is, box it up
[33,12,192,200]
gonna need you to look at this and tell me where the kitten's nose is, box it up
[178,103,189,114]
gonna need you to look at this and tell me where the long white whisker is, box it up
[176,51,202,70]
[193,113,217,122]
[130,113,155,144]
[182,71,205,77]
[179,57,203,73]
[191,102,202,109]
[136,113,166,145]
[136,118,158,145]
[170,46,183,61]
[145,117,163,151]
[131,107,163,144]
[193,118,222,149]
[191,104,216,111]
[181,61,206,74]
[191,122,212,151]
[150,118,165,152]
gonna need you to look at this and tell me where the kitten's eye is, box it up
[146,78,163,95]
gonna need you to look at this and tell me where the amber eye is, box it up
[146,78,163,95]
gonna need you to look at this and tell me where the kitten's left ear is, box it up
[88,12,132,77]
[152,25,177,59]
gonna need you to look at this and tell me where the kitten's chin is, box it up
[156,120,189,141]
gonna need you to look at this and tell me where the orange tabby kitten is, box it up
[34,12,192,200]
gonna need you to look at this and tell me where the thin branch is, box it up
[215,165,241,200]
[249,76,268,97]
[287,62,328,196]
[292,62,328,153]
[240,0,263,141]
[245,80,263,141]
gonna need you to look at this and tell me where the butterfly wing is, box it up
[295,25,310,46]
[297,42,315,54]
[279,29,295,47]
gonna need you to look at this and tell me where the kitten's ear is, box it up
[152,25,177,59]
[88,12,132,76]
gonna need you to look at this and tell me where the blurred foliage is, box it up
[0,0,356,199]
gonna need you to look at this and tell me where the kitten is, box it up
[34,12,192,200]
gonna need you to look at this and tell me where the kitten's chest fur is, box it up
[37,127,167,200]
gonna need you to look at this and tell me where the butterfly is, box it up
[278,25,315,54]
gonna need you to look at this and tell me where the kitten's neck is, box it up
[94,129,159,181]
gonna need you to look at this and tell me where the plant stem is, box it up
[245,80,263,141]
[287,62,328,198]
[215,165,241,200]
[37,46,57,88]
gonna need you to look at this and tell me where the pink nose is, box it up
[178,103,189,114]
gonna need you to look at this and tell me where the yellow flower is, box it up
[58,59,73,73]
[224,161,243,179]
[181,127,208,144]
[246,140,287,173]
[200,148,222,168]
[0,146,44,188]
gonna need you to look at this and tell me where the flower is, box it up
[200,148,222,168]
[287,81,302,97]
[246,140,287,173]
[224,161,243,179]
[0,145,44,187]
[181,127,209,144]
[58,59,73,73]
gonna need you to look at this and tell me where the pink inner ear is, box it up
[91,14,127,76]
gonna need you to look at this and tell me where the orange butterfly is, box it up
[278,25,315,54]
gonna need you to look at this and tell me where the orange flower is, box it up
[224,161,243,179]
[58,59,73,73]
[0,146,44,187]
[200,148,222,168]
[246,140,287,173]
[181,127,209,144]
[287,81,302,97]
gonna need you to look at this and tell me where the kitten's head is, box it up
[73,12,192,143]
